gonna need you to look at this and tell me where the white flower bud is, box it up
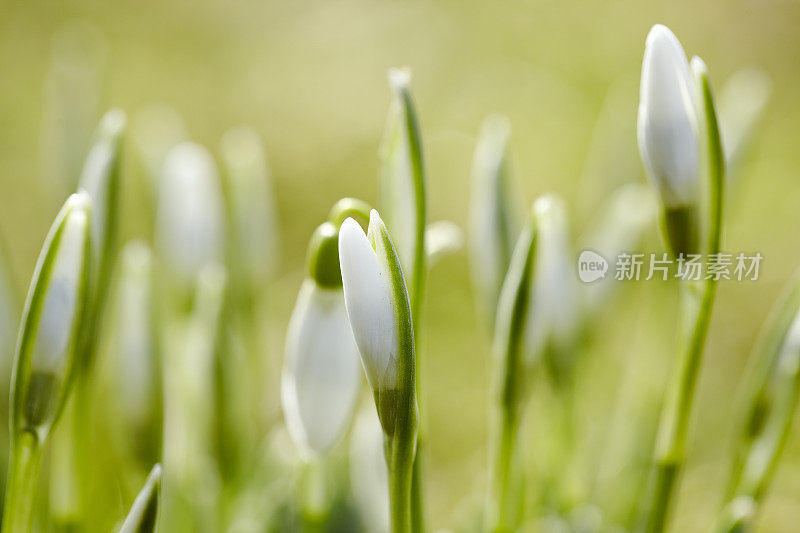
[637,24,699,208]
[13,192,92,434]
[338,215,401,391]
[155,142,225,287]
[281,280,361,456]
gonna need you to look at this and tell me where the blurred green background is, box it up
[1,0,800,531]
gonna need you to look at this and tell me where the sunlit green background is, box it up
[1,0,800,531]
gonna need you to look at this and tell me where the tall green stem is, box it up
[486,219,536,533]
[642,63,724,533]
[2,432,43,533]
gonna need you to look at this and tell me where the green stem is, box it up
[486,220,536,533]
[2,432,43,533]
[386,433,415,533]
[642,63,724,533]
[487,400,520,533]
[300,459,328,532]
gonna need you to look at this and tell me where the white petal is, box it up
[31,193,91,374]
[155,142,225,283]
[339,217,398,390]
[638,24,699,207]
[281,280,362,456]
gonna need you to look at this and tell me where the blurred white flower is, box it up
[281,279,362,457]
[425,220,463,266]
[524,194,578,365]
[469,115,520,324]
[338,214,401,391]
[637,24,699,208]
[155,142,225,288]
[220,126,280,286]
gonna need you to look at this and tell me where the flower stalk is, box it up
[3,193,93,533]
[641,56,725,532]
[339,212,418,533]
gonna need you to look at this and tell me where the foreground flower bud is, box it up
[281,279,361,456]
[338,215,400,392]
[638,24,700,255]
[11,192,92,438]
[155,142,225,291]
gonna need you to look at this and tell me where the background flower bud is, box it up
[281,279,361,457]
[12,192,92,437]
[155,142,225,293]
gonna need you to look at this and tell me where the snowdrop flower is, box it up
[155,142,225,293]
[281,223,361,457]
[11,192,92,438]
[469,115,520,328]
[638,24,700,255]
[220,126,280,287]
[338,210,417,531]
[525,194,578,370]
[338,212,410,395]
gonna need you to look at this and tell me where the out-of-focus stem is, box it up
[2,432,43,533]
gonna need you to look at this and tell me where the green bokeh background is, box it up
[1,0,800,531]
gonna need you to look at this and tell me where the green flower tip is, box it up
[307,222,342,288]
